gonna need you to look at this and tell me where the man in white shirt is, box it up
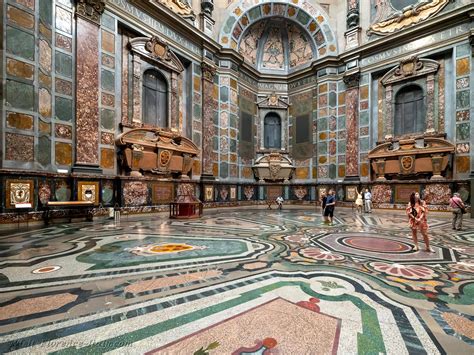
[364,188,372,213]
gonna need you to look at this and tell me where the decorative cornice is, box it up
[76,0,106,25]
[381,56,439,86]
[150,0,195,20]
[343,72,360,88]
[201,62,216,82]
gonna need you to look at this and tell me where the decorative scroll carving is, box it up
[201,62,216,82]
[76,0,106,25]
[252,152,295,183]
[201,0,214,17]
[382,56,439,86]
[257,93,290,109]
[129,36,184,73]
[368,137,454,181]
[116,128,199,179]
[368,0,450,36]
[151,0,195,20]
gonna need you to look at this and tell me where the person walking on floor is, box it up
[406,192,433,252]
[355,188,363,214]
[320,191,327,216]
[449,192,465,231]
[364,188,372,213]
[324,189,336,225]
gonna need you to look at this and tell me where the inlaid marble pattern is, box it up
[75,18,100,165]
[0,208,472,353]
[345,87,359,177]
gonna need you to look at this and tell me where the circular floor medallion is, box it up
[32,265,62,274]
[342,236,412,253]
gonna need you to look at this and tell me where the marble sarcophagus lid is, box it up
[368,136,454,181]
[252,152,295,182]
[116,128,199,179]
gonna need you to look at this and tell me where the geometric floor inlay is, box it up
[0,207,472,354]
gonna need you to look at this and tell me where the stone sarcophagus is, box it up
[116,128,199,179]
[368,137,454,181]
[252,152,295,183]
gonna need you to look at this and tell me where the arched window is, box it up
[143,69,167,127]
[264,112,281,149]
[394,85,425,136]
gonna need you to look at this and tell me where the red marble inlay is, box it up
[345,87,359,177]
[75,18,99,165]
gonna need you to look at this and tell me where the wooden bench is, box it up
[45,201,94,224]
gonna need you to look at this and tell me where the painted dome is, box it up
[238,18,316,74]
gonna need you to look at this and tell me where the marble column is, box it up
[73,0,105,173]
[344,72,360,181]
[131,53,142,124]
[384,85,393,140]
[425,73,435,133]
[170,71,179,129]
[201,62,216,179]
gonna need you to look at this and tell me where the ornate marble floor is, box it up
[0,207,473,354]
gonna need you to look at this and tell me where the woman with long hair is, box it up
[406,192,433,252]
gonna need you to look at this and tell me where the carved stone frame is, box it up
[381,56,439,140]
[256,94,290,152]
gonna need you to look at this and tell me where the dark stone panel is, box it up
[6,26,34,60]
[55,96,73,121]
[55,51,72,78]
[6,80,34,111]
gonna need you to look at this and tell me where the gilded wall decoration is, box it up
[151,0,195,19]
[368,0,450,36]
[78,181,99,205]
[204,186,214,202]
[6,180,34,208]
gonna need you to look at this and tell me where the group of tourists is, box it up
[275,189,467,242]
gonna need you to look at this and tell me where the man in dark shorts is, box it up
[324,189,336,225]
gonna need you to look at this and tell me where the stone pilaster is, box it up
[131,54,142,124]
[384,85,393,140]
[73,0,105,173]
[201,62,217,179]
[426,73,435,133]
[170,71,179,129]
[343,72,360,181]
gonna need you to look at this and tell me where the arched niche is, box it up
[257,93,289,152]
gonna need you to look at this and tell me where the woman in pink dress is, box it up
[406,192,433,252]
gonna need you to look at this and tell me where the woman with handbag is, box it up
[449,192,466,231]
[406,192,434,252]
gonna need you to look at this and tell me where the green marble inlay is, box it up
[456,43,471,58]
[220,162,229,178]
[55,52,73,78]
[37,135,51,166]
[102,186,113,204]
[101,109,115,130]
[338,115,346,128]
[213,136,219,150]
[456,90,469,109]
[360,137,370,152]
[101,69,115,92]
[77,236,249,269]
[101,13,116,31]
[55,185,71,201]
[329,164,336,179]
[223,17,236,34]
[318,141,328,154]
[6,80,34,111]
[213,111,219,125]
[230,114,238,128]
[193,132,201,145]
[39,0,52,27]
[318,117,328,131]
[6,26,35,60]
[193,104,202,120]
[55,96,73,121]
[296,10,310,25]
[456,122,470,141]
[359,111,369,126]
[338,140,346,153]
[248,6,262,21]
[230,139,237,152]
[220,86,229,102]
[328,92,337,107]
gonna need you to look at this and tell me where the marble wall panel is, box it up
[6,58,34,80]
[5,133,34,161]
[7,5,34,29]
[55,78,72,96]
[6,26,34,60]
[100,148,115,169]
[345,87,359,177]
[55,124,72,139]
[75,18,99,165]
[123,181,148,206]
[6,112,34,130]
